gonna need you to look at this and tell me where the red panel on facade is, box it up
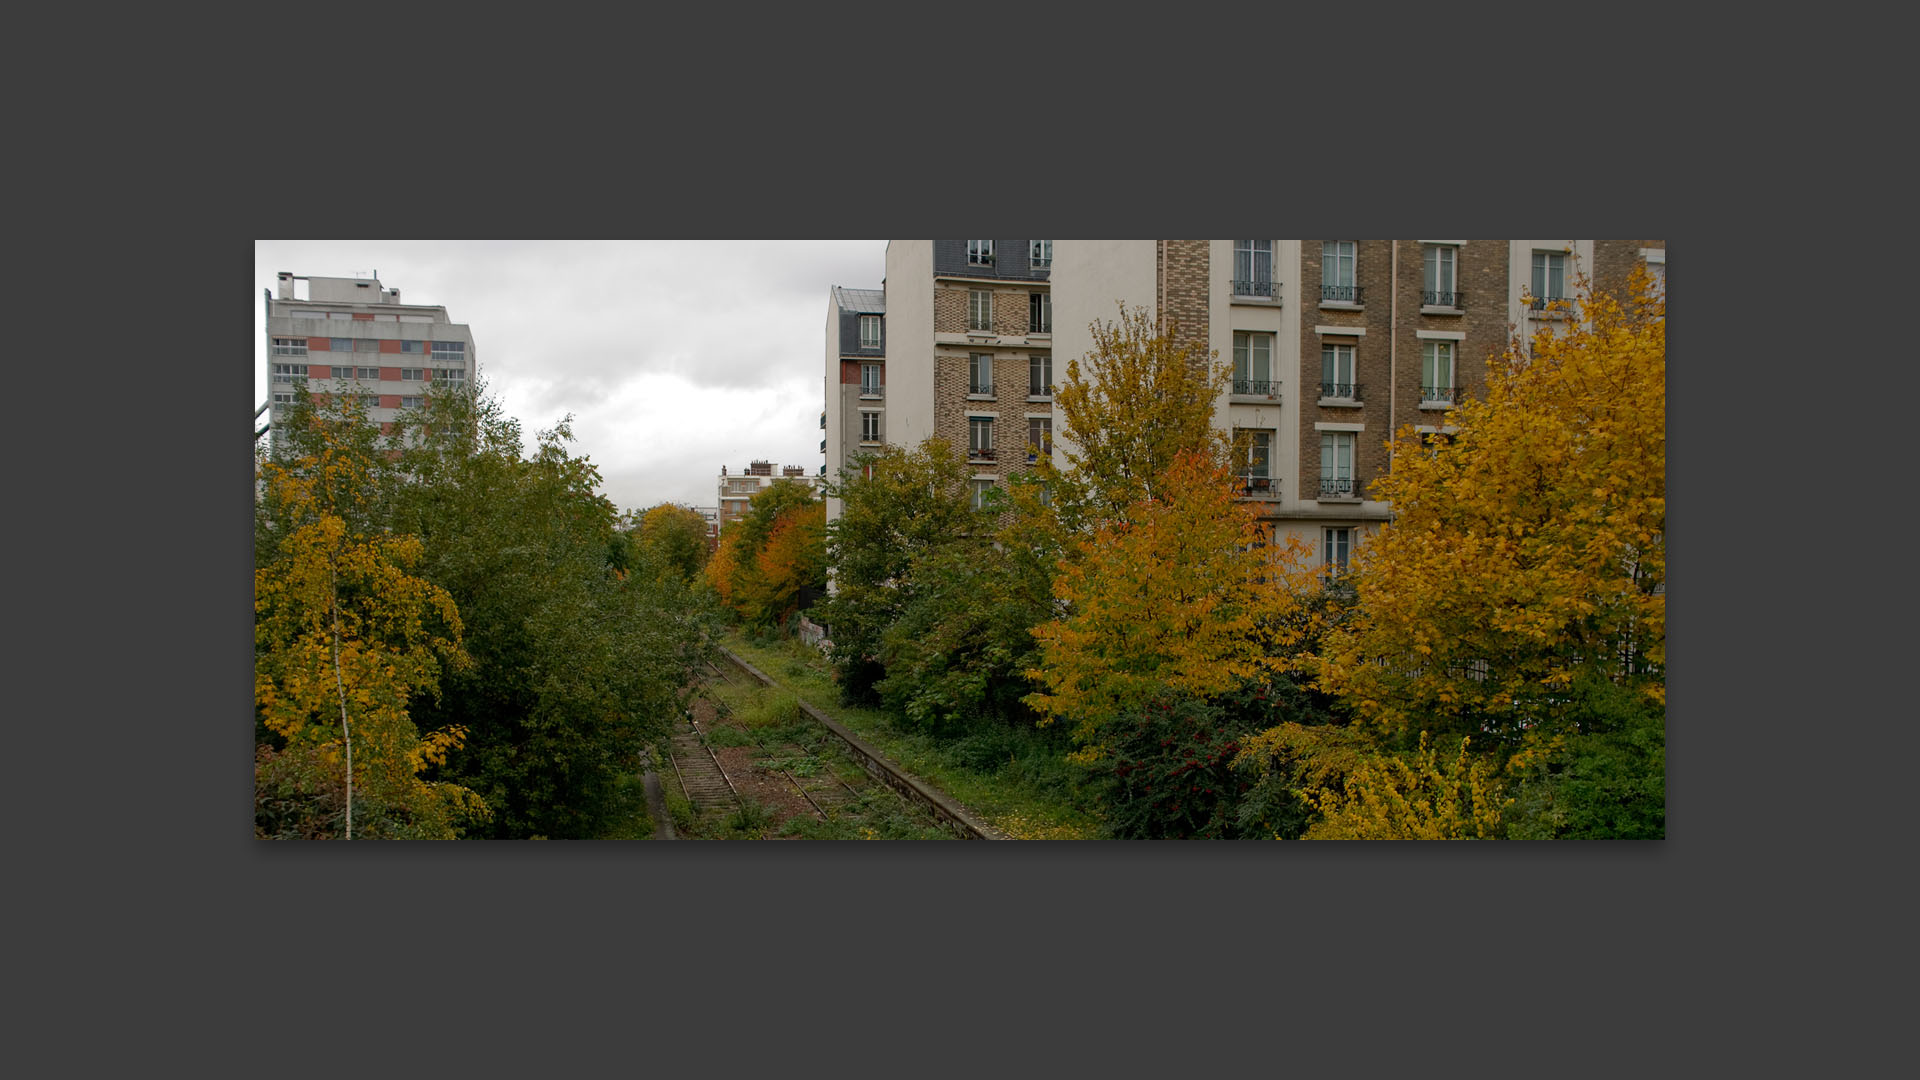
[380,366,401,380]
[353,313,374,321]
[308,338,331,351]
[841,359,860,384]
[309,365,331,378]
[380,422,394,435]
[379,339,401,353]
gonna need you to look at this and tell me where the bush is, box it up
[1099,693,1266,839]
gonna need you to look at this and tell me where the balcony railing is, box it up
[969,383,993,396]
[819,412,826,429]
[1527,295,1567,311]
[1239,475,1276,497]
[860,385,884,398]
[1421,289,1464,308]
[1420,385,1456,404]
[1029,318,1051,334]
[819,439,827,453]
[1232,278,1275,298]
[1028,383,1054,398]
[1319,477,1357,499]
[1319,382,1362,400]
[969,447,997,461]
[1321,283,1364,304]
[1232,378,1278,396]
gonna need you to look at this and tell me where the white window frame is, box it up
[1233,331,1273,393]
[1322,241,1357,299]
[1026,416,1051,464]
[399,340,425,354]
[432,368,466,384]
[969,289,993,331]
[1029,291,1051,334]
[1236,428,1274,493]
[330,337,354,352]
[968,416,996,459]
[400,396,424,408]
[860,315,881,349]
[1421,341,1454,404]
[272,363,308,382]
[1323,527,1353,574]
[431,340,465,361]
[1321,343,1356,398]
[1029,353,1052,397]
[1531,251,1567,306]
[968,240,995,266]
[860,362,882,396]
[271,391,294,405]
[272,338,307,357]
[860,411,882,444]
[969,353,994,396]
[400,367,425,382]
[1234,240,1274,297]
[1030,240,1052,268]
[970,478,996,511]
[1320,431,1356,498]
[1423,244,1457,305]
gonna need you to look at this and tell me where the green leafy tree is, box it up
[634,503,712,583]
[816,440,979,703]
[254,392,485,839]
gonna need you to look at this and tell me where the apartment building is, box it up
[823,285,886,522]
[854,240,1057,514]
[827,240,1662,575]
[1056,240,1666,573]
[716,460,824,532]
[262,272,477,455]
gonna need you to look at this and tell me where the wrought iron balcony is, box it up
[1028,383,1054,398]
[1420,385,1456,404]
[1527,295,1567,311]
[1319,477,1357,499]
[1421,289,1464,308]
[1319,382,1362,401]
[1321,283,1364,304]
[1239,475,1276,497]
[1029,317,1051,334]
[1232,278,1275,298]
[969,447,997,461]
[1232,378,1278,396]
[969,384,993,396]
[860,385,884,399]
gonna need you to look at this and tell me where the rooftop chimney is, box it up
[277,272,294,300]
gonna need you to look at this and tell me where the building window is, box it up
[970,353,994,396]
[272,338,307,357]
[859,315,881,349]
[1321,344,1357,399]
[271,391,294,405]
[1233,332,1273,395]
[1423,245,1458,307]
[1237,429,1273,494]
[350,339,376,353]
[1029,353,1052,397]
[1324,527,1353,575]
[969,289,993,331]
[1531,251,1567,307]
[330,337,354,352]
[401,368,426,382]
[1030,240,1052,268]
[432,368,466,384]
[399,340,425,354]
[861,411,882,443]
[1029,291,1051,334]
[970,478,996,511]
[1322,241,1358,302]
[272,363,308,383]
[969,416,996,459]
[1234,240,1274,297]
[1027,417,1051,464]
[1421,342,1455,404]
[336,366,379,381]
[400,396,425,408]
[432,340,465,361]
[358,394,380,408]
[1320,432,1356,498]
[861,362,882,396]
[968,240,995,266]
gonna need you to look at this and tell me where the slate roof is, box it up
[834,286,885,314]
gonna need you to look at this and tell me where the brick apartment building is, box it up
[828,240,1663,575]
[261,272,477,456]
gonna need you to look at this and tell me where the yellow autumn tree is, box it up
[1025,451,1313,762]
[1315,265,1665,740]
[1045,304,1231,526]
[254,408,487,839]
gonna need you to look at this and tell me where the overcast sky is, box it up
[254,240,889,514]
